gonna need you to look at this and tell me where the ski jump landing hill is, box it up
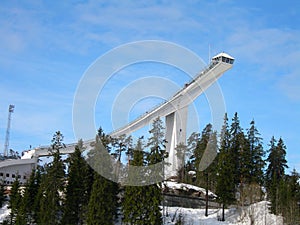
[0,52,234,184]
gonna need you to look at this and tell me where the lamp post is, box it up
[205,171,209,217]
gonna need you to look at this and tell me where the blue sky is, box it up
[0,1,299,171]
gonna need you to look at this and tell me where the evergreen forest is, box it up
[0,113,299,225]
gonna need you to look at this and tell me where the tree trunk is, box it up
[222,204,225,221]
[205,172,209,217]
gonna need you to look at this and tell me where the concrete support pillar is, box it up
[165,106,188,177]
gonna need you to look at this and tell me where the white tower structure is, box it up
[0,52,234,184]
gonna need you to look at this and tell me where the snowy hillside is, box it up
[164,201,283,225]
[0,204,10,223]
[0,200,283,224]
[163,181,217,198]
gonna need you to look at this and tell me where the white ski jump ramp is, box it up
[1,52,234,181]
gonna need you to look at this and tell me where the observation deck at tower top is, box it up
[109,52,234,138]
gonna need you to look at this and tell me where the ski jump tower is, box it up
[0,52,234,184]
[110,52,234,176]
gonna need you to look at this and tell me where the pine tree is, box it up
[266,136,288,214]
[87,128,118,225]
[87,174,118,225]
[216,113,235,221]
[144,117,165,224]
[32,167,43,223]
[8,176,22,225]
[111,134,127,162]
[62,140,91,225]
[17,168,41,225]
[122,137,148,224]
[38,131,66,225]
[229,112,244,185]
[146,117,167,166]
[284,169,300,224]
[187,132,200,166]
[192,124,213,186]
[247,120,265,186]
[236,131,252,208]
[0,182,6,208]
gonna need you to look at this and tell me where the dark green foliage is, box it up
[86,128,118,225]
[266,137,288,215]
[216,113,235,221]
[86,128,115,182]
[2,113,298,224]
[247,120,265,185]
[191,124,217,188]
[229,112,244,185]
[146,117,167,165]
[0,182,6,208]
[122,137,148,224]
[16,169,41,225]
[193,124,213,173]
[111,134,127,162]
[122,118,165,224]
[8,176,21,225]
[38,131,66,225]
[272,170,300,224]
[87,173,118,225]
[144,117,165,224]
[62,140,91,225]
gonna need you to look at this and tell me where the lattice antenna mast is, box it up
[4,105,14,157]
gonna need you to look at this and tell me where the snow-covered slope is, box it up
[0,204,10,223]
[163,181,217,198]
[164,201,283,225]
[0,200,283,224]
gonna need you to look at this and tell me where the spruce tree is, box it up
[8,176,22,225]
[284,169,300,224]
[247,120,265,185]
[86,128,118,225]
[229,112,244,185]
[216,113,235,221]
[144,117,165,224]
[187,131,200,168]
[32,167,43,224]
[38,131,66,225]
[192,124,212,186]
[17,168,41,225]
[122,137,148,224]
[146,117,167,165]
[62,140,90,225]
[0,182,6,208]
[87,173,118,225]
[266,136,288,214]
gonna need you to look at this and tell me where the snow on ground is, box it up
[164,201,283,225]
[0,200,283,224]
[0,204,10,222]
[163,181,216,198]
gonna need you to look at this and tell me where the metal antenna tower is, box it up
[3,104,15,157]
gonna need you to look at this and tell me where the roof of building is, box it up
[212,52,234,60]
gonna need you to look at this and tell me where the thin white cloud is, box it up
[278,72,300,102]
